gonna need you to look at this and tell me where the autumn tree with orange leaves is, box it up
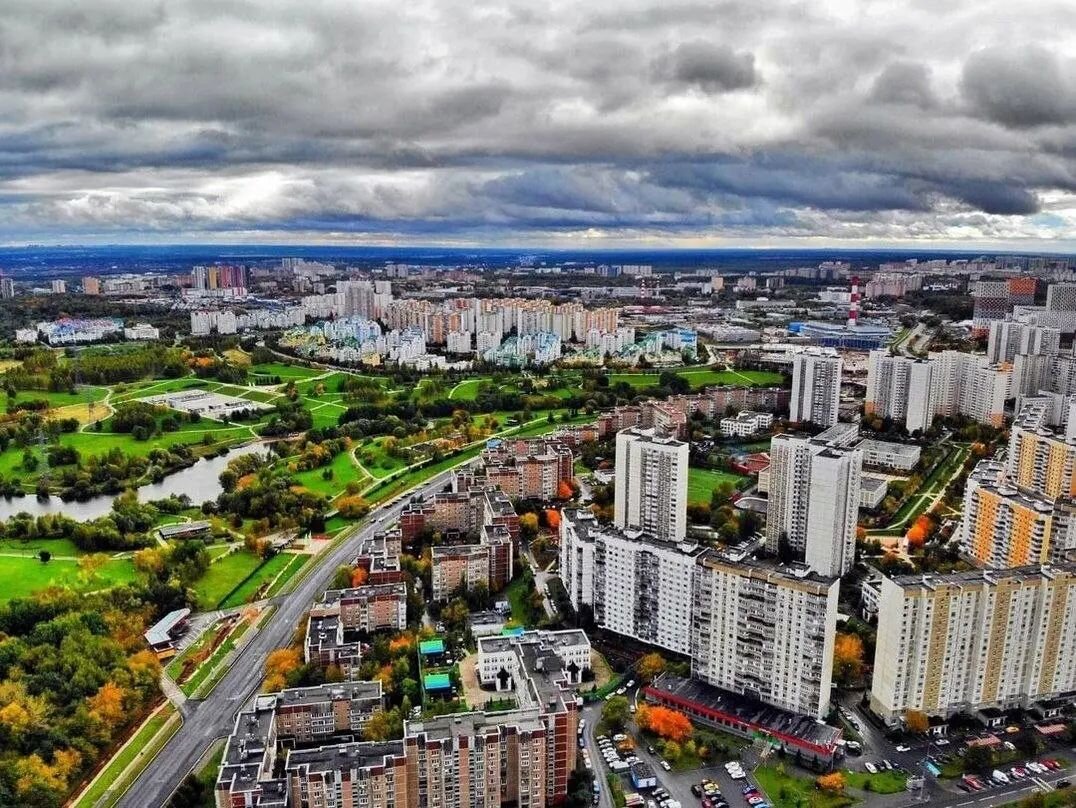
[636,705,693,743]
[264,648,303,692]
[833,632,866,685]
[817,772,845,793]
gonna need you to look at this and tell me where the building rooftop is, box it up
[274,681,382,709]
[320,581,407,604]
[889,562,1076,591]
[647,674,841,753]
[563,508,704,557]
[144,608,190,646]
[286,740,404,774]
[856,438,921,458]
[699,549,838,591]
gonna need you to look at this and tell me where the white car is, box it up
[660,760,672,771]
[935,739,951,746]
[865,762,878,774]
[895,745,911,752]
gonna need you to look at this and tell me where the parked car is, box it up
[660,760,672,772]
[864,762,878,774]
[895,744,910,752]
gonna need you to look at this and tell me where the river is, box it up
[0,442,271,522]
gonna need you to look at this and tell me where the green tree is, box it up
[602,695,630,731]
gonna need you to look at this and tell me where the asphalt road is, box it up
[117,469,458,808]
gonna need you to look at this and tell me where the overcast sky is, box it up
[1,0,1074,248]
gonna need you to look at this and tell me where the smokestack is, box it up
[848,275,860,327]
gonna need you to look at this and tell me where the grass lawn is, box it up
[754,765,854,808]
[292,448,369,496]
[73,704,179,808]
[265,553,311,597]
[449,378,491,401]
[110,376,209,404]
[249,361,324,380]
[0,536,83,556]
[502,573,540,627]
[219,552,295,608]
[7,387,109,408]
[191,549,265,610]
[323,515,356,534]
[608,368,784,390]
[59,425,253,457]
[687,466,748,504]
[843,769,908,794]
[0,554,138,602]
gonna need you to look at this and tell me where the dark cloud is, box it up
[870,62,937,108]
[0,0,1072,245]
[962,46,1076,128]
[653,41,758,93]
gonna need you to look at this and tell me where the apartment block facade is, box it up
[613,427,689,543]
[691,551,838,719]
[864,350,934,432]
[870,564,1076,724]
[789,351,842,427]
[765,434,862,577]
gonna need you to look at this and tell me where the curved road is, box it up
[117,468,458,808]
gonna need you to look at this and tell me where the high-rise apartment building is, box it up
[929,351,1011,428]
[789,351,842,427]
[0,277,13,299]
[986,321,1060,364]
[870,564,1076,724]
[560,509,702,656]
[50,279,66,294]
[613,427,689,543]
[765,434,862,577]
[82,276,101,295]
[691,550,838,719]
[864,351,934,432]
[959,460,1056,568]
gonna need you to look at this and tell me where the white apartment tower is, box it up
[766,434,862,577]
[691,551,839,719]
[790,352,842,427]
[614,427,689,543]
[865,350,934,433]
[870,564,1076,724]
[986,321,1061,365]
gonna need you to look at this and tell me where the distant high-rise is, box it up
[986,320,1060,364]
[82,276,101,295]
[864,350,934,433]
[0,277,13,300]
[766,434,862,577]
[614,426,689,543]
[50,279,66,294]
[789,351,841,427]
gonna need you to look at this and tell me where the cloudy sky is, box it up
[1,0,1075,248]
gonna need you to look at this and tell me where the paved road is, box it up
[117,469,458,808]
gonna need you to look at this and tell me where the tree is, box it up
[816,772,845,793]
[637,705,692,742]
[602,695,631,731]
[363,708,402,741]
[264,648,302,692]
[636,652,667,683]
[520,512,539,540]
[87,681,127,733]
[964,744,994,771]
[833,633,866,685]
[37,550,50,564]
[663,740,682,762]
[904,709,929,734]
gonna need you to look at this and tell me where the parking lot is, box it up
[580,690,1073,808]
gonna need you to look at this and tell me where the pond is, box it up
[0,442,271,521]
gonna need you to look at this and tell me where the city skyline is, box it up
[1,1,1075,248]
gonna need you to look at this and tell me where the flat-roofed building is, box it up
[870,564,1076,725]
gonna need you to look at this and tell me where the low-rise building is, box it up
[855,439,921,472]
[719,410,774,437]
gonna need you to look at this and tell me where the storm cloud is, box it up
[0,0,1073,246]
